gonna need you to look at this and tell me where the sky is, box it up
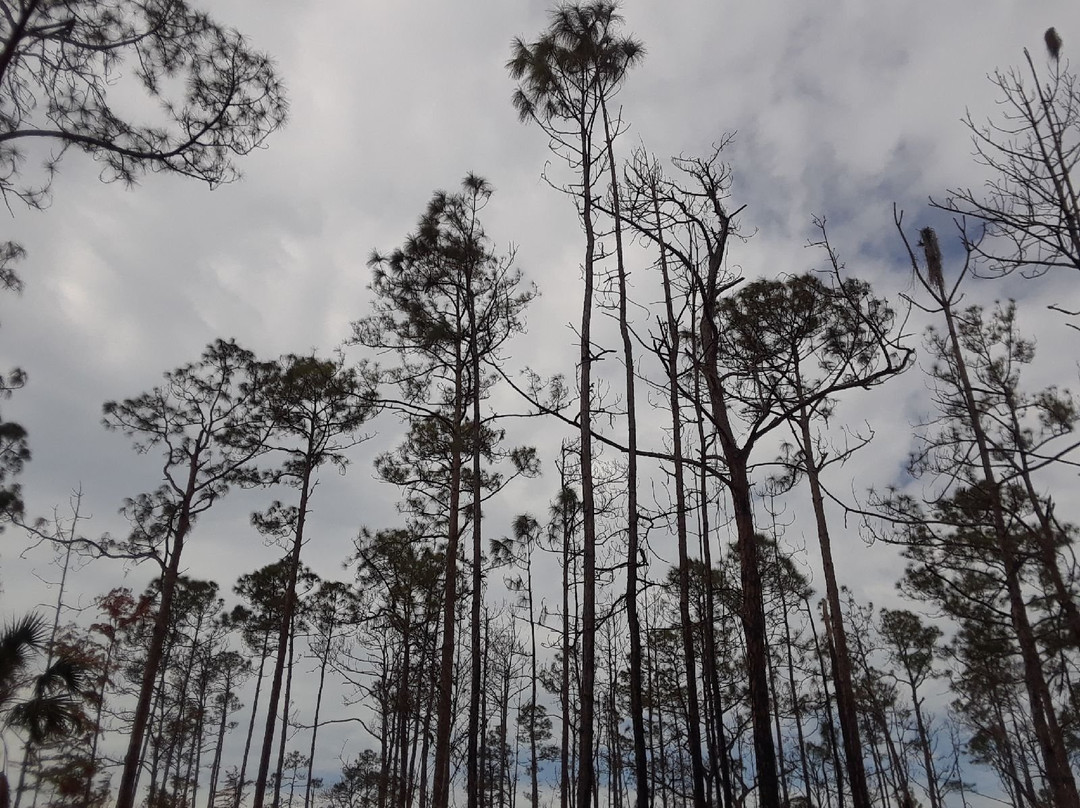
[1,0,1078,799]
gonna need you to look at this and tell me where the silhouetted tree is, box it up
[893,221,1080,808]
[0,614,86,808]
[250,354,374,808]
[353,174,533,808]
[0,0,287,209]
[934,37,1080,279]
[103,339,274,808]
[508,8,642,807]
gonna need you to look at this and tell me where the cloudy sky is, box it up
[2,0,1077,792]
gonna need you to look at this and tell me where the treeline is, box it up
[1,4,1079,808]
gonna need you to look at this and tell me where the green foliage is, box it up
[322,749,382,808]
[0,0,288,207]
[103,338,276,561]
[354,176,535,536]
[259,353,375,481]
[878,608,942,690]
[508,2,644,124]
[0,614,87,747]
[915,300,1078,484]
[716,271,909,431]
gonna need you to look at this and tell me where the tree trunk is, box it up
[650,172,708,808]
[252,463,313,808]
[468,255,484,808]
[936,281,1080,808]
[774,539,812,806]
[207,666,235,808]
[272,591,299,808]
[116,473,197,808]
[305,618,334,808]
[794,409,873,808]
[431,353,466,808]
[807,599,847,808]
[576,112,599,808]
[602,98,649,808]
[235,628,272,808]
[688,308,735,808]
[697,255,781,808]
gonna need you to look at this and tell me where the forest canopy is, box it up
[0,3,1078,808]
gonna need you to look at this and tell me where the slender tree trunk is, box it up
[774,538,812,806]
[84,633,115,807]
[383,655,397,808]
[688,307,734,808]
[935,272,1080,808]
[527,557,540,808]
[431,357,466,808]
[650,612,669,808]
[207,666,235,808]
[576,111,599,808]
[398,619,412,808]
[650,172,708,808]
[19,507,82,808]
[187,666,210,808]
[867,731,892,808]
[479,612,490,808]
[807,599,847,808]
[794,408,873,808]
[174,614,208,805]
[846,605,912,808]
[235,629,272,808]
[497,638,512,808]
[468,254,484,808]
[418,648,436,808]
[601,99,649,808]
[305,618,335,808]
[252,464,313,808]
[908,681,941,808]
[766,621,790,807]
[116,478,197,808]
[560,460,573,808]
[697,262,781,808]
[272,600,299,808]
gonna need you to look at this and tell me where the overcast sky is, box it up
[2,0,1077,795]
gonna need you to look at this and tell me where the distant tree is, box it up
[629,152,709,808]
[80,588,152,807]
[136,574,225,808]
[8,489,89,806]
[878,609,945,808]
[716,262,911,808]
[303,580,361,808]
[204,647,249,808]
[322,749,382,808]
[249,354,374,808]
[353,174,533,808]
[349,527,444,808]
[231,560,298,808]
[491,514,545,808]
[0,0,287,209]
